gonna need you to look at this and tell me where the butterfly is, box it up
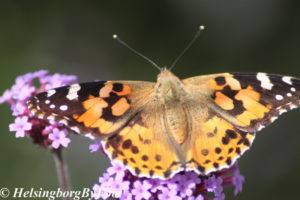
[27,69,300,179]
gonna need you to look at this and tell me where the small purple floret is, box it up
[48,128,71,149]
[232,167,245,195]
[9,116,32,138]
[158,187,181,200]
[0,89,12,104]
[131,180,152,200]
[89,140,102,153]
[12,103,26,116]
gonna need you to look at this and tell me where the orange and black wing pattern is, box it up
[27,80,155,139]
[183,72,300,174]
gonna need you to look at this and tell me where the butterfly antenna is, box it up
[113,34,161,72]
[169,25,205,71]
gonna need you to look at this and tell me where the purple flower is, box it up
[9,116,32,137]
[32,70,48,78]
[204,175,223,194]
[11,76,35,101]
[107,161,126,180]
[110,177,130,198]
[92,184,101,200]
[184,171,201,184]
[94,170,131,200]
[166,181,178,193]
[92,183,111,200]
[120,190,133,200]
[89,140,102,153]
[232,167,245,195]
[15,72,35,84]
[14,85,35,101]
[41,73,77,90]
[204,174,226,200]
[188,194,204,200]
[172,173,198,198]
[158,187,181,200]
[149,178,164,193]
[93,177,115,199]
[131,180,152,200]
[0,89,12,104]
[12,103,26,116]
[48,128,71,149]
[99,172,111,185]
[214,192,225,200]
[101,176,114,190]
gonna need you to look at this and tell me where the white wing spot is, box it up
[85,133,95,140]
[66,84,81,100]
[45,99,50,104]
[47,89,56,97]
[282,76,293,85]
[257,125,265,131]
[47,115,56,121]
[59,119,68,126]
[290,104,297,110]
[60,105,68,111]
[279,109,287,115]
[275,94,283,100]
[50,104,56,109]
[70,126,80,133]
[287,93,292,97]
[256,73,273,90]
[291,87,296,92]
[270,116,278,123]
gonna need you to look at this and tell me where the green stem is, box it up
[53,148,71,200]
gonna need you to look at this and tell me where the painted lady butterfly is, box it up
[27,68,300,179]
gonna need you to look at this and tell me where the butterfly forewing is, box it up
[183,72,300,132]
[27,80,155,139]
[230,73,300,130]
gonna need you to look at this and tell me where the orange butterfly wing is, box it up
[183,72,300,173]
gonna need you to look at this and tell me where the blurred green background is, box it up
[1,1,300,199]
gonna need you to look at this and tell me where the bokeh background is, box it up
[1,1,300,199]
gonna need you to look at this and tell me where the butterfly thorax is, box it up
[155,70,189,145]
[156,70,183,102]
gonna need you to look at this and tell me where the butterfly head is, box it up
[156,69,184,102]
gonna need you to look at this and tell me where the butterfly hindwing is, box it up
[101,100,184,179]
[186,113,255,174]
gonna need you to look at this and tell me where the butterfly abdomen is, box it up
[155,70,190,145]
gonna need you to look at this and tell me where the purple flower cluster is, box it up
[91,142,245,200]
[0,70,77,149]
